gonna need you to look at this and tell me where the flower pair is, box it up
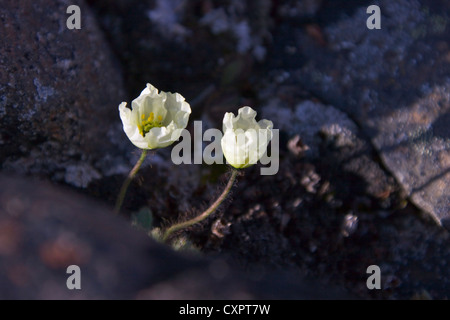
[119,83,273,169]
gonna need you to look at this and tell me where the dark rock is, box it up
[86,0,273,120]
[0,173,352,299]
[202,133,450,299]
[273,0,450,225]
[0,0,128,188]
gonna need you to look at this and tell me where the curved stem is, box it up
[163,169,239,242]
[114,149,148,213]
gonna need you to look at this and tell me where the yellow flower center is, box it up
[139,112,164,136]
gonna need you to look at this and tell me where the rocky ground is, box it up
[0,0,449,299]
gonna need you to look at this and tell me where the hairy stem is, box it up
[163,169,239,242]
[114,149,148,213]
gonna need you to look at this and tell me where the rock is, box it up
[0,173,352,299]
[87,0,273,117]
[0,0,128,188]
[263,100,360,159]
[271,0,450,226]
[262,99,397,201]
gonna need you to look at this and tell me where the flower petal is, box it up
[221,130,248,168]
[165,92,191,127]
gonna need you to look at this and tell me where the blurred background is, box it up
[0,0,449,299]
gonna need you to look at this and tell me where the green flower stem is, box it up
[114,149,148,214]
[163,168,239,242]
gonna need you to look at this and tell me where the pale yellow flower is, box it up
[221,107,273,169]
[119,83,191,149]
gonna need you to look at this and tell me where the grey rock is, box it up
[280,0,450,225]
[263,99,359,158]
[0,0,128,188]
[0,173,353,299]
[262,99,396,200]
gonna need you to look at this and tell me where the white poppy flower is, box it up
[119,83,191,149]
[221,106,273,169]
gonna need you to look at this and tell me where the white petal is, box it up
[221,130,249,168]
[165,92,191,128]
[235,106,258,130]
[145,126,174,149]
[238,106,257,119]
[222,112,235,132]
[141,83,160,97]
[119,102,131,125]
[258,119,273,130]
[119,102,146,148]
